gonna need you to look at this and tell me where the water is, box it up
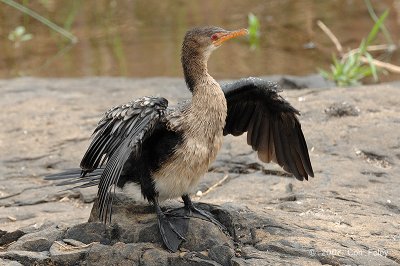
[0,0,399,82]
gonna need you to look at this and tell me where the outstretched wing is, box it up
[222,78,314,180]
[81,96,168,222]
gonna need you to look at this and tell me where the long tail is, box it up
[45,168,104,189]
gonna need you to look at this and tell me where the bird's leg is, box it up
[181,194,226,231]
[153,197,188,252]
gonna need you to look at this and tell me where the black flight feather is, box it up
[222,77,314,180]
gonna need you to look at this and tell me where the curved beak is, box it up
[212,28,248,46]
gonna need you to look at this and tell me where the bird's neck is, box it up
[181,48,227,137]
[181,48,225,104]
[181,46,213,93]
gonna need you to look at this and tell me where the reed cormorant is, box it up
[46,26,314,252]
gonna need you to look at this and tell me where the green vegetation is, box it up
[247,13,260,49]
[8,26,33,47]
[319,10,390,86]
[1,0,77,43]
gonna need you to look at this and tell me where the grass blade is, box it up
[1,0,78,43]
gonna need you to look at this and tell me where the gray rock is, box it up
[230,257,248,266]
[78,187,97,203]
[1,78,400,265]
[325,102,360,117]
[85,242,155,265]
[209,244,235,266]
[0,250,50,265]
[21,238,49,252]
[140,248,173,266]
[89,196,233,253]
[63,222,115,245]
[181,217,232,252]
[0,258,23,266]
[49,240,89,266]
[8,225,65,252]
[169,252,222,266]
[137,223,163,243]
[0,230,25,246]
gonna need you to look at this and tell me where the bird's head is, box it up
[181,26,247,91]
[182,26,248,58]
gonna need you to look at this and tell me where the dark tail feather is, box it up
[45,168,104,180]
[45,168,104,188]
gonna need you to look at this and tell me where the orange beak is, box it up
[212,28,248,46]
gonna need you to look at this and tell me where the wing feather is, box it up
[234,102,255,135]
[252,105,264,150]
[223,78,314,180]
[78,96,168,222]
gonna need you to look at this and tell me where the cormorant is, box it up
[46,26,314,252]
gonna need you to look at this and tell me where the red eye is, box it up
[211,34,218,41]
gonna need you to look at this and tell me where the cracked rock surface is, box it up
[0,77,399,265]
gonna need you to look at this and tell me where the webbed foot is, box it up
[155,201,189,252]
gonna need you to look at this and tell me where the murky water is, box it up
[1,0,399,81]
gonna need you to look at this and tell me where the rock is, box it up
[208,244,235,266]
[169,252,222,266]
[137,223,163,243]
[140,248,173,266]
[49,239,89,266]
[88,196,233,252]
[8,225,65,252]
[181,217,232,252]
[63,222,116,245]
[0,230,25,246]
[230,257,248,266]
[0,258,23,266]
[85,242,155,265]
[1,78,400,265]
[0,250,50,265]
[78,187,97,203]
[20,238,49,253]
[325,102,360,117]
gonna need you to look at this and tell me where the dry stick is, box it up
[344,44,398,59]
[200,174,229,196]
[360,57,400,73]
[54,241,97,250]
[317,20,400,74]
[317,20,343,54]
[355,44,397,53]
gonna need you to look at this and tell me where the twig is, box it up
[54,240,96,250]
[343,44,398,60]
[317,20,343,54]
[7,216,17,221]
[348,44,397,54]
[360,56,400,73]
[200,174,229,196]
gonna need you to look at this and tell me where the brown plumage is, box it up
[46,26,314,252]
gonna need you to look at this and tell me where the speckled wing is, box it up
[222,78,314,180]
[80,96,168,222]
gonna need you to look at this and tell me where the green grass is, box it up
[247,13,260,49]
[319,10,389,86]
